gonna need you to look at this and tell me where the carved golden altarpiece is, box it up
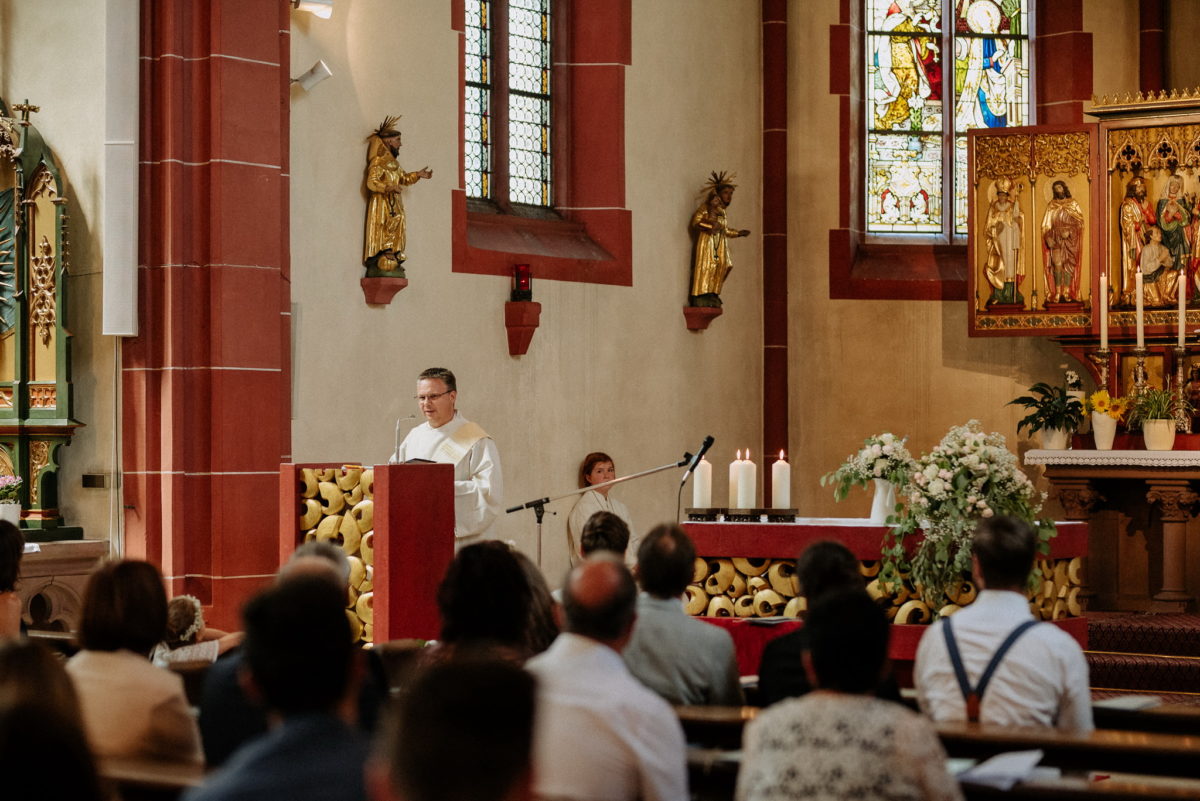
[0,98,82,540]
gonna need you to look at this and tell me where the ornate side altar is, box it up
[1026,448,1200,613]
[682,518,1087,679]
[0,99,82,539]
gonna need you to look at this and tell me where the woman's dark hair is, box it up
[796,540,863,602]
[78,559,168,656]
[0,701,103,801]
[807,589,889,694]
[0,640,82,726]
[578,452,614,488]
[437,542,533,651]
[0,521,24,593]
[509,549,559,656]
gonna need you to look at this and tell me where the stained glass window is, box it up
[465,0,492,199]
[865,0,1031,236]
[463,0,553,207]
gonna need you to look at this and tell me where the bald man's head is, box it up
[560,554,637,646]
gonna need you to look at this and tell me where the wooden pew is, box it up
[99,756,204,801]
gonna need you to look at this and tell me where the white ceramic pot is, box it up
[1068,390,1088,433]
[1041,427,1070,450]
[1143,419,1176,451]
[868,478,896,524]
[1091,412,1117,450]
[0,504,20,526]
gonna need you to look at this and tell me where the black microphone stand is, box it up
[507,450,694,567]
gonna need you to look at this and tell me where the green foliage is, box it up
[1129,385,1193,428]
[1009,382,1084,436]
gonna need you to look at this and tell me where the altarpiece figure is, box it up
[1041,180,1084,303]
[689,172,750,308]
[983,177,1025,306]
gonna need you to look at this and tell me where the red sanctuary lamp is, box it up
[504,263,541,356]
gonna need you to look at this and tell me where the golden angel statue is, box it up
[689,171,750,308]
[363,116,432,277]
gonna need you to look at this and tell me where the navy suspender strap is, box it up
[942,618,1041,723]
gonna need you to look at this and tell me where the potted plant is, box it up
[1009,381,1085,449]
[1130,385,1192,451]
[0,475,21,526]
[1084,389,1128,450]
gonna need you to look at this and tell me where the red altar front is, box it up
[682,519,1089,680]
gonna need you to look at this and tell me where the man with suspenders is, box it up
[915,516,1093,732]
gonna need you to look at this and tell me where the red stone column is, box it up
[762,0,789,504]
[1139,0,1167,95]
[125,0,291,629]
[1035,1,1093,124]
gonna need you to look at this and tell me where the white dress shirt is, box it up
[525,633,688,801]
[394,412,503,542]
[915,589,1093,732]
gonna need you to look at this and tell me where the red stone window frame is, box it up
[828,1,1088,301]
[452,0,633,286]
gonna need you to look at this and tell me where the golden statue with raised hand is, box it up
[689,171,750,308]
[363,116,432,277]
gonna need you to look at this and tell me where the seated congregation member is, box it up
[199,541,387,767]
[622,524,742,706]
[757,540,902,707]
[915,516,1093,732]
[737,590,963,801]
[153,594,244,667]
[185,575,367,801]
[580,509,631,559]
[0,520,24,639]
[66,559,203,764]
[430,540,535,663]
[510,548,559,656]
[568,452,636,564]
[0,639,104,800]
[526,554,687,801]
[369,659,535,801]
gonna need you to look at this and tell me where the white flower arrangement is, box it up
[880,420,1054,608]
[821,432,916,504]
[1065,370,1082,391]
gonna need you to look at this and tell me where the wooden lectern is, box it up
[279,462,455,642]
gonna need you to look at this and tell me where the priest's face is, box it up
[416,378,456,428]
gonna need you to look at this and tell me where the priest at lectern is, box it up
[390,367,504,544]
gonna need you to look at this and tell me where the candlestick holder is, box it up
[1086,349,1111,393]
[1175,346,1192,433]
[1133,347,1149,395]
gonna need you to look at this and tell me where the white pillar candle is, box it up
[771,451,790,509]
[1099,273,1109,351]
[728,450,741,508]
[1136,271,1145,349]
[692,457,712,508]
[737,450,756,508]
[1179,272,1187,347]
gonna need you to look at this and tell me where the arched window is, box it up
[865,0,1032,239]
[465,0,553,209]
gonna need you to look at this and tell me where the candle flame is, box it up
[779,450,785,460]
[736,449,741,460]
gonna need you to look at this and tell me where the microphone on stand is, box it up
[393,414,418,462]
[679,435,715,486]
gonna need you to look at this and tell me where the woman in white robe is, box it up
[567,452,635,565]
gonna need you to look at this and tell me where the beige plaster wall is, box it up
[0,0,118,541]
[289,1,763,584]
[790,2,1100,521]
[1088,0,1138,99]
[1167,0,1200,92]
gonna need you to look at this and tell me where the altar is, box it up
[1026,448,1200,613]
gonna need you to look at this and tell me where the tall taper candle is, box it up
[1179,272,1187,347]
[692,457,712,507]
[1099,273,1109,351]
[1136,271,1145,349]
[771,451,791,509]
